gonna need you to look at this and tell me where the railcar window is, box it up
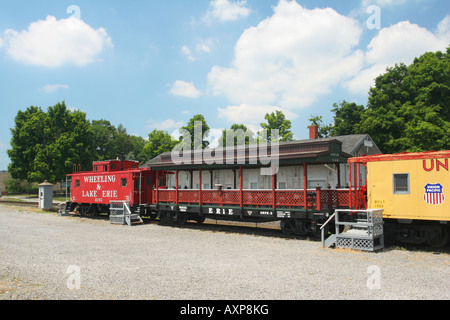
[134,179,141,190]
[111,164,117,170]
[121,178,127,187]
[393,174,409,194]
[75,180,80,187]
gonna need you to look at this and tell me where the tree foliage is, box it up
[359,48,450,153]
[259,110,294,142]
[313,48,449,154]
[179,114,210,150]
[219,123,255,147]
[8,101,94,183]
[143,129,179,160]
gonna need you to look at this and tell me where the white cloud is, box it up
[2,15,112,67]
[182,39,216,62]
[169,80,202,98]
[208,1,364,111]
[41,83,69,93]
[360,0,408,8]
[206,128,225,148]
[196,38,215,53]
[204,0,251,22]
[218,104,298,124]
[181,45,195,62]
[437,15,450,38]
[147,119,184,131]
[344,18,450,94]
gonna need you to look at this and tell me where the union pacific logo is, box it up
[424,183,445,205]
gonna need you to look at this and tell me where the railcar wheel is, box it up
[196,216,206,224]
[427,226,449,248]
[174,212,187,226]
[159,212,172,225]
[280,220,295,236]
[79,204,90,216]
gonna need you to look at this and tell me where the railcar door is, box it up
[132,172,145,205]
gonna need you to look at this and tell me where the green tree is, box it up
[92,120,149,164]
[7,106,47,181]
[359,48,450,153]
[8,101,94,183]
[91,119,117,160]
[219,124,255,147]
[328,101,365,137]
[143,129,179,160]
[259,110,293,142]
[179,114,210,150]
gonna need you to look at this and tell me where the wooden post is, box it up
[349,163,352,209]
[209,169,213,189]
[303,164,308,209]
[176,170,179,205]
[155,171,159,204]
[315,186,321,211]
[272,173,276,209]
[199,169,203,206]
[239,166,243,208]
[336,164,341,188]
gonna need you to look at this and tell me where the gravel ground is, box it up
[0,204,449,301]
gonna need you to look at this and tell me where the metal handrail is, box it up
[320,212,336,247]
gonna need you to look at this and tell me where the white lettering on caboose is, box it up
[83,175,116,183]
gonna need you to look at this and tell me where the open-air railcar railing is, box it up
[153,188,364,211]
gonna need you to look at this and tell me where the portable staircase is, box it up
[321,209,384,252]
[110,201,143,226]
[58,202,70,216]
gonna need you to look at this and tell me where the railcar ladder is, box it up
[110,201,143,226]
[321,209,384,252]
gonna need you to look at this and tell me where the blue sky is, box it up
[0,0,449,171]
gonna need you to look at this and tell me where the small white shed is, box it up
[39,180,53,210]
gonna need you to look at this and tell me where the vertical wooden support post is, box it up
[354,162,358,209]
[303,163,308,209]
[349,162,352,209]
[357,163,361,209]
[175,170,179,205]
[336,164,341,188]
[315,186,322,211]
[272,173,276,209]
[239,166,243,208]
[199,169,203,207]
[209,169,213,189]
[155,170,159,204]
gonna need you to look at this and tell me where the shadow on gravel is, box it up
[62,213,449,253]
[158,219,315,242]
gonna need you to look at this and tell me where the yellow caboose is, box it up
[350,150,450,247]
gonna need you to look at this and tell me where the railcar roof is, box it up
[144,139,351,170]
[349,150,450,163]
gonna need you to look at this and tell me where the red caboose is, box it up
[68,159,167,217]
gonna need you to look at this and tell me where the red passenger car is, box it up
[68,159,167,217]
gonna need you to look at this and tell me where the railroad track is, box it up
[0,200,60,210]
[0,200,295,239]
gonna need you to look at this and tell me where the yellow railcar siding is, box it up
[367,158,449,221]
